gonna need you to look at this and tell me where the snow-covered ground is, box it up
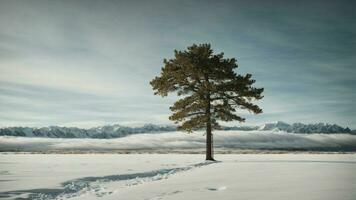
[0,154,355,200]
[1,131,356,152]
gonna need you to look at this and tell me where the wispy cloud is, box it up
[0,0,355,128]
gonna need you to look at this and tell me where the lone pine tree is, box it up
[150,44,264,160]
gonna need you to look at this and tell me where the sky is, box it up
[0,0,355,128]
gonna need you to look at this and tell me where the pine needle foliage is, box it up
[150,43,264,160]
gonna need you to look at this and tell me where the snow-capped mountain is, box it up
[257,121,353,134]
[0,122,354,138]
[258,121,291,131]
[0,124,176,138]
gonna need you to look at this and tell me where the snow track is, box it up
[1,161,218,200]
[1,154,355,200]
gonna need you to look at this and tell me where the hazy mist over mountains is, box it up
[0,121,354,138]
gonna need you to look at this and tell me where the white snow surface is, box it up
[0,154,355,200]
[1,131,356,151]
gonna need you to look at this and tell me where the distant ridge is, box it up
[0,124,176,138]
[258,121,353,134]
[0,122,354,138]
[224,121,354,134]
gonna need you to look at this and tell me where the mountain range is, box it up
[0,124,176,138]
[224,121,354,134]
[0,121,354,138]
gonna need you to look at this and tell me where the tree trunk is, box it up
[205,94,214,161]
[206,120,214,161]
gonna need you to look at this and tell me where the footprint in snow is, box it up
[206,186,227,191]
[146,190,182,200]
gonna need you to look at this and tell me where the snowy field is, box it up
[1,131,356,152]
[0,154,355,200]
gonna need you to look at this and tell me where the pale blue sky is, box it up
[0,0,355,128]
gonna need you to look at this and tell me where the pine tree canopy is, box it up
[150,44,264,132]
